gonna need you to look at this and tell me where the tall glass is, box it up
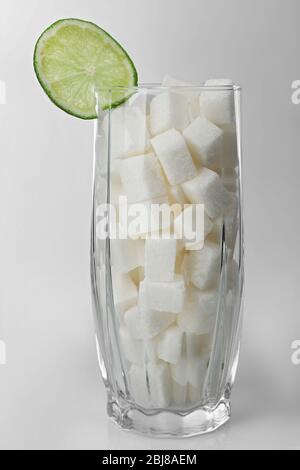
[91,84,244,437]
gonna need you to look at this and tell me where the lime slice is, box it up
[33,18,138,119]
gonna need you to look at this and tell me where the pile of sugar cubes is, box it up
[98,76,239,409]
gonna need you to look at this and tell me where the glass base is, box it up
[107,398,231,438]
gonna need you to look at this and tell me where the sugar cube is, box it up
[119,327,144,365]
[170,356,188,386]
[123,107,151,157]
[124,306,144,339]
[185,241,220,290]
[120,153,167,202]
[150,92,190,136]
[168,185,189,205]
[151,129,197,185]
[140,275,186,314]
[112,271,138,315]
[157,325,183,364]
[148,361,172,408]
[126,306,174,340]
[200,79,235,126]
[181,167,233,219]
[144,337,159,363]
[145,238,177,282]
[162,75,200,120]
[111,238,144,274]
[142,309,176,339]
[183,116,224,167]
[177,287,218,334]
[127,92,149,115]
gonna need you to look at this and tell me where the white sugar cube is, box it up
[151,129,197,185]
[120,153,167,203]
[127,92,149,115]
[200,79,235,126]
[129,365,148,406]
[177,287,218,334]
[124,306,143,339]
[174,205,213,250]
[111,238,144,274]
[162,75,200,120]
[140,275,185,314]
[181,167,233,219]
[124,305,175,340]
[170,356,188,386]
[144,337,159,363]
[119,327,144,365]
[185,241,220,290]
[123,107,151,157]
[150,92,190,136]
[112,271,138,315]
[148,361,172,407]
[183,116,223,167]
[145,238,177,282]
[104,107,151,159]
[142,309,176,339]
[201,79,235,126]
[168,185,189,204]
[157,325,183,364]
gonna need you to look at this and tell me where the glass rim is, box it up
[95,82,242,92]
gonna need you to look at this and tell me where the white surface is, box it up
[0,0,300,450]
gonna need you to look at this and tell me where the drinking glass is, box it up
[91,84,244,437]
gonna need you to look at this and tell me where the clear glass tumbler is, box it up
[91,84,244,437]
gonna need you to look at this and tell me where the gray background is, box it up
[0,0,300,450]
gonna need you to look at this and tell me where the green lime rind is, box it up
[33,18,138,119]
